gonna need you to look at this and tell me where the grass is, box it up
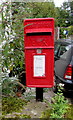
[2,96,31,118]
[65,104,73,119]
[2,93,73,119]
[41,104,73,119]
[2,96,27,115]
[40,108,51,118]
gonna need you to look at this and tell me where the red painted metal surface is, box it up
[24,18,54,88]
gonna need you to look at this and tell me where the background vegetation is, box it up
[1,1,73,77]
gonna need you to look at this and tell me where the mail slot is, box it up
[24,18,54,88]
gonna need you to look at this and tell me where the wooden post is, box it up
[36,88,43,102]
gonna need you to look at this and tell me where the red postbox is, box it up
[24,18,54,88]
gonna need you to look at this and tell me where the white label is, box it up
[34,55,45,77]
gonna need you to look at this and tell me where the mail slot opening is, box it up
[27,32,52,36]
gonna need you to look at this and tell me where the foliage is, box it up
[1,1,58,76]
[1,1,73,76]
[1,2,26,76]
[65,104,73,119]
[2,96,27,115]
[68,26,73,35]
[23,88,35,101]
[56,7,70,27]
[2,115,30,120]
[60,27,69,38]
[56,1,73,38]
[61,1,73,26]
[28,2,57,18]
[1,72,21,96]
[2,113,31,119]
[41,89,69,119]
[50,89,69,118]
[13,114,31,118]
[1,1,72,76]
[40,108,51,119]
[69,1,73,25]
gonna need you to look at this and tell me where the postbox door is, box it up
[24,18,54,88]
